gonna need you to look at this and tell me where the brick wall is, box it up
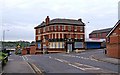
[30,45,36,54]
[106,23,120,58]
[107,43,120,58]
[21,48,27,55]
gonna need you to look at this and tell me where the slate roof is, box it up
[35,18,85,29]
[89,28,112,34]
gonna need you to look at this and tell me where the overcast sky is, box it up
[0,0,119,42]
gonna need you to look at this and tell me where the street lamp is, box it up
[2,30,9,50]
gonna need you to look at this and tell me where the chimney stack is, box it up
[78,18,82,21]
[45,16,50,25]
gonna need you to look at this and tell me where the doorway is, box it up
[67,44,73,53]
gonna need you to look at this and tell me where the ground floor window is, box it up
[74,42,83,48]
[38,43,41,49]
[49,42,64,48]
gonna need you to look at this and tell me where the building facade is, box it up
[89,28,112,39]
[34,16,85,53]
[106,20,120,58]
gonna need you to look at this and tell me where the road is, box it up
[24,49,119,74]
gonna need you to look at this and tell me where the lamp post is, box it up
[3,30,9,50]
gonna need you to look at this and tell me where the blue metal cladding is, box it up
[86,42,101,49]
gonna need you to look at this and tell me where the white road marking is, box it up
[74,62,100,70]
[54,58,64,62]
[24,56,28,60]
[22,56,28,61]
[52,57,101,71]
[63,55,99,62]
[68,63,85,71]
[22,56,26,61]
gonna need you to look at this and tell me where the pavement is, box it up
[2,53,36,74]
[92,52,120,65]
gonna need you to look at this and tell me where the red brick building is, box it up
[89,28,112,39]
[106,20,120,58]
[34,16,85,53]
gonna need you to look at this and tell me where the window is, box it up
[58,42,60,48]
[38,43,41,49]
[80,26,83,31]
[43,27,46,32]
[80,35,83,39]
[68,26,71,31]
[62,42,64,48]
[74,26,77,31]
[107,37,110,43]
[100,33,102,38]
[96,34,98,38]
[53,42,55,48]
[47,26,49,31]
[51,26,53,31]
[38,29,40,33]
[69,34,71,39]
[75,42,83,48]
[54,26,56,31]
[64,26,66,30]
[62,25,64,31]
[58,25,60,31]
[75,34,77,39]
[38,36,41,40]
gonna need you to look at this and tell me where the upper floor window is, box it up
[38,36,41,40]
[43,27,46,32]
[100,33,102,38]
[75,34,77,39]
[80,26,83,31]
[58,25,60,31]
[47,26,49,31]
[74,26,77,31]
[62,25,64,31]
[38,29,40,33]
[64,26,66,30]
[54,26,56,31]
[51,26,53,31]
[68,26,71,31]
[96,34,98,38]
[80,35,83,39]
